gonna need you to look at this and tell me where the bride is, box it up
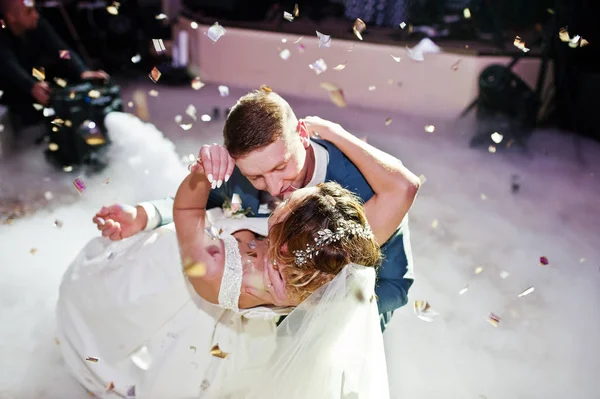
[56,119,410,398]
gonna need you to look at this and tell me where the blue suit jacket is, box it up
[152,140,414,330]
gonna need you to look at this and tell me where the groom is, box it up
[94,89,420,330]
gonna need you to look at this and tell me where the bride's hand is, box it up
[246,261,298,307]
[188,144,235,189]
[301,116,342,140]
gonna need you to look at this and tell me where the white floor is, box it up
[1,82,599,399]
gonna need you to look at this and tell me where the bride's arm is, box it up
[303,117,420,245]
[173,172,220,303]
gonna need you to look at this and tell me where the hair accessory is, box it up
[293,221,374,266]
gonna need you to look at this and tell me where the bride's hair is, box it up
[268,182,382,302]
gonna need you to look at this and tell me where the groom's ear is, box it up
[297,120,311,148]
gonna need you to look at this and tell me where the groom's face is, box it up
[235,120,311,198]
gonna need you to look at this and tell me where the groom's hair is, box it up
[223,89,297,158]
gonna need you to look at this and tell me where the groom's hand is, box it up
[93,204,147,241]
[189,144,235,189]
[301,116,342,139]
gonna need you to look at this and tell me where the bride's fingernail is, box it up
[207,174,214,183]
[224,174,230,183]
[211,180,217,189]
[216,180,223,188]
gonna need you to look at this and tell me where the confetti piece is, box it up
[547,8,554,14]
[85,356,99,363]
[106,382,115,391]
[399,22,406,29]
[347,44,355,52]
[63,165,73,172]
[431,219,439,228]
[353,18,366,40]
[368,85,376,91]
[152,39,166,53]
[475,267,484,275]
[126,385,136,398]
[518,287,535,297]
[418,174,427,184]
[201,114,211,122]
[260,85,273,93]
[580,38,590,47]
[130,345,152,370]
[559,28,570,42]
[30,248,38,255]
[88,90,101,99]
[390,54,401,62]
[568,35,581,48]
[297,43,305,52]
[48,143,59,151]
[580,258,586,263]
[424,125,435,133]
[44,191,54,201]
[201,380,210,390]
[333,63,346,71]
[127,101,134,108]
[413,300,439,322]
[385,118,392,126]
[487,313,500,327]
[0,19,5,29]
[32,67,45,81]
[190,21,198,29]
[54,337,61,346]
[293,36,303,44]
[463,8,471,18]
[513,36,530,53]
[148,90,159,97]
[320,83,346,108]
[149,66,161,83]
[155,13,167,20]
[54,77,67,88]
[279,48,291,60]
[106,2,119,15]
[309,58,327,75]
[59,50,70,59]
[207,22,226,42]
[452,59,461,70]
[54,220,63,228]
[103,178,110,185]
[32,103,43,111]
[459,286,469,295]
[407,47,424,62]
[539,256,549,266]
[73,177,87,194]
[0,90,3,99]
[283,11,294,22]
[191,77,204,90]
[500,270,510,279]
[316,31,331,48]
[218,85,229,97]
[488,145,496,153]
[293,3,299,17]
[491,132,503,143]
[206,225,222,240]
[185,105,197,121]
[210,344,229,358]
[131,54,141,63]
[190,346,197,353]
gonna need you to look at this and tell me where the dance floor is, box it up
[0,80,599,398]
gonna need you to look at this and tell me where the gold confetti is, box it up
[463,8,471,19]
[184,261,207,277]
[424,125,435,133]
[48,143,59,151]
[106,1,119,15]
[30,248,38,255]
[63,165,74,172]
[452,59,461,70]
[329,90,346,108]
[191,77,204,90]
[260,85,273,93]
[547,8,554,14]
[333,63,346,71]
[59,50,70,59]
[431,219,439,228]
[32,67,45,81]
[190,346,197,353]
[54,337,61,346]
[85,356,99,363]
[385,118,392,126]
[54,77,67,87]
[487,313,500,327]
[413,300,439,322]
[149,66,161,83]
[88,90,101,99]
[518,287,535,297]
[475,266,484,275]
[513,36,530,53]
[559,27,570,42]
[68,91,75,99]
[353,18,366,40]
[105,382,115,391]
[390,54,401,62]
[210,344,229,359]
[54,220,63,228]
[293,3,299,17]
[293,36,303,44]
[148,90,159,97]
[580,38,590,47]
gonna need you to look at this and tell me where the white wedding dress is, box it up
[56,210,389,399]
